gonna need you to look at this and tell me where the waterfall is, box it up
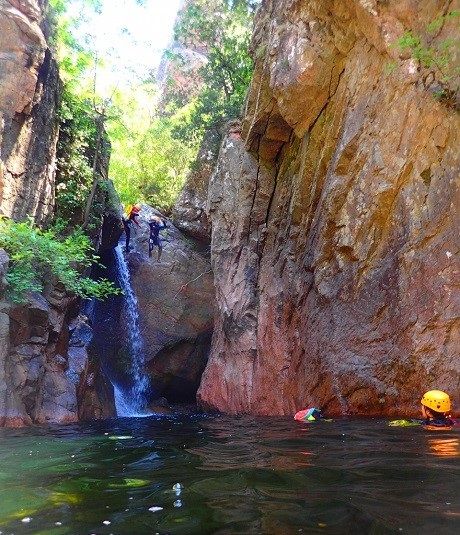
[113,245,150,417]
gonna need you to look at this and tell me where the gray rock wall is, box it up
[126,205,215,402]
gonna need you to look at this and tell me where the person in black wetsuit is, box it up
[148,215,168,261]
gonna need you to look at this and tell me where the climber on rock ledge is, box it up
[122,203,141,252]
[148,215,168,261]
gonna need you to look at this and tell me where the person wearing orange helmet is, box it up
[122,203,141,252]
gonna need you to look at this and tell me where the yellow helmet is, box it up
[421,390,451,413]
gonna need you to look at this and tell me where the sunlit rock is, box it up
[198,0,460,417]
[0,0,59,224]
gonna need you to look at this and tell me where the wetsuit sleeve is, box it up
[132,214,140,227]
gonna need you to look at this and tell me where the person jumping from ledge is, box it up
[148,215,167,261]
[122,203,141,252]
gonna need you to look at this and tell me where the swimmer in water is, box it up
[389,390,455,429]
[294,408,324,422]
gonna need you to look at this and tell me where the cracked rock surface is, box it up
[0,0,59,224]
[198,0,460,416]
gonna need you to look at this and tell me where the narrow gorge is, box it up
[1,0,459,429]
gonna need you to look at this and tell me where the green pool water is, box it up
[0,415,458,534]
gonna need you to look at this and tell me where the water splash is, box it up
[114,245,150,416]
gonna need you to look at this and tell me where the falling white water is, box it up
[114,245,150,416]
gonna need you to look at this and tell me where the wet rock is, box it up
[126,205,215,402]
[147,396,172,414]
[198,0,460,416]
[78,360,116,421]
[99,209,124,251]
[148,331,212,403]
[94,180,124,251]
[69,315,94,347]
[0,284,114,426]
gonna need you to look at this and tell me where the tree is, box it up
[170,0,256,144]
[49,0,117,224]
[108,84,199,210]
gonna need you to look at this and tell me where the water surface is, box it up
[0,416,458,534]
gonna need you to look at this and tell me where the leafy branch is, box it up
[0,218,120,303]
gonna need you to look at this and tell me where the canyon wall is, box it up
[198,0,460,416]
[0,2,125,426]
[0,0,59,224]
[0,281,114,427]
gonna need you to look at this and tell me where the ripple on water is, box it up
[0,416,458,534]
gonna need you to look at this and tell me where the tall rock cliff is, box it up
[0,0,59,223]
[172,129,218,241]
[198,0,460,416]
[0,1,122,426]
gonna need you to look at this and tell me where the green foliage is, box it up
[396,11,460,85]
[426,10,460,34]
[383,61,397,75]
[108,0,257,210]
[49,1,257,213]
[108,85,199,209]
[0,218,120,303]
[397,30,450,72]
[48,1,100,89]
[171,0,256,144]
[49,1,114,223]
[55,89,97,221]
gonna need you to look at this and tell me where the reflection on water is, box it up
[428,437,460,458]
[0,416,458,534]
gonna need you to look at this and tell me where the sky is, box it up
[69,0,183,94]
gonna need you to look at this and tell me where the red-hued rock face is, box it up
[198,0,460,417]
[0,0,59,224]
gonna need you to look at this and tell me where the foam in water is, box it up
[114,245,150,416]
